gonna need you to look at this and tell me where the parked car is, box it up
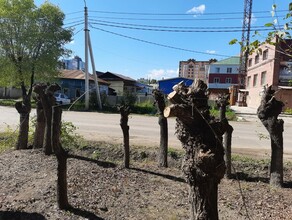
[54,93,71,105]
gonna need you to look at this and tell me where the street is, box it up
[1,106,292,157]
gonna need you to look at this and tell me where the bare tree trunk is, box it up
[216,93,233,178]
[164,80,226,220]
[153,89,168,167]
[257,86,284,187]
[52,106,69,210]
[33,97,45,149]
[15,91,31,150]
[118,105,130,168]
[33,83,61,155]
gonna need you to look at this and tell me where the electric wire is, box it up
[88,15,287,22]
[89,19,274,30]
[88,9,289,16]
[90,22,273,33]
[90,25,231,57]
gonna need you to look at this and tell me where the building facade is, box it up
[179,59,216,82]
[208,57,240,100]
[62,56,85,71]
[245,40,292,110]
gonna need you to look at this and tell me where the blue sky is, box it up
[35,0,292,80]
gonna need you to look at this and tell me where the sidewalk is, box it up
[230,105,257,115]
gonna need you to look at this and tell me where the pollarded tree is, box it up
[0,0,72,149]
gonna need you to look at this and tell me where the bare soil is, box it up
[0,142,292,220]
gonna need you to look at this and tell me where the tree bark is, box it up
[257,85,284,187]
[118,105,130,168]
[15,91,31,150]
[33,83,60,155]
[165,80,226,220]
[33,97,45,149]
[216,93,233,178]
[153,89,168,167]
[52,106,69,210]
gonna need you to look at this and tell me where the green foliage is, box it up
[229,3,292,56]
[132,100,157,115]
[284,107,292,114]
[0,0,72,87]
[210,106,237,121]
[59,121,86,149]
[0,126,16,153]
[119,91,137,107]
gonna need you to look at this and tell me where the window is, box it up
[261,71,267,85]
[253,74,258,87]
[247,76,251,88]
[263,49,268,60]
[215,67,220,73]
[248,59,252,67]
[255,55,259,64]
[214,77,220,83]
[226,78,232,83]
[227,68,232,73]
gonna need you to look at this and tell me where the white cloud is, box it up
[187,4,206,15]
[147,69,178,80]
[206,50,216,54]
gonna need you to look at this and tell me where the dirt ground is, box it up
[0,142,292,220]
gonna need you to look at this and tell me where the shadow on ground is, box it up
[130,167,186,183]
[0,211,46,220]
[68,154,116,168]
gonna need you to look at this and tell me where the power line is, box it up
[90,25,231,57]
[88,14,287,22]
[89,22,273,33]
[89,19,272,30]
[88,9,289,16]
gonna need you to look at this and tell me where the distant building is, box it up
[62,56,85,70]
[98,71,142,95]
[208,56,240,100]
[245,40,292,110]
[178,59,217,82]
[58,69,110,100]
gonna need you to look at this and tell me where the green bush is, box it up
[284,108,292,115]
[132,100,157,115]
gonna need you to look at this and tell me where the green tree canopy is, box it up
[0,0,72,88]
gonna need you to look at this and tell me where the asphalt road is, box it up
[1,106,292,157]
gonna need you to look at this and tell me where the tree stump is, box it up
[257,86,284,187]
[215,93,233,178]
[33,83,61,155]
[33,95,45,149]
[164,80,226,220]
[118,105,130,168]
[153,89,168,167]
[15,85,31,150]
[52,106,70,209]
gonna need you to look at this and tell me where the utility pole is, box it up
[84,6,89,110]
[88,33,102,110]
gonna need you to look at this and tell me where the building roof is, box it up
[59,69,110,85]
[214,56,240,65]
[99,71,136,82]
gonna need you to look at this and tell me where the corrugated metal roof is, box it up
[59,69,110,85]
[100,71,136,82]
[214,56,240,65]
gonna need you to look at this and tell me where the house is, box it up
[208,56,240,100]
[245,40,292,110]
[98,71,141,95]
[58,69,110,100]
[179,59,217,82]
[158,77,194,95]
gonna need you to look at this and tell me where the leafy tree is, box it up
[0,0,72,149]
